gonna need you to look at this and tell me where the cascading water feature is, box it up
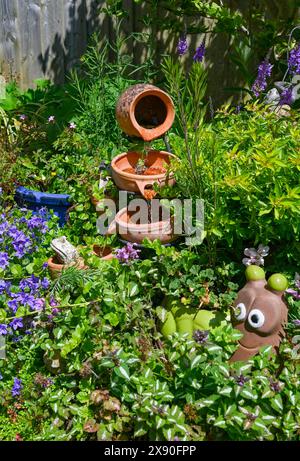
[106,84,179,245]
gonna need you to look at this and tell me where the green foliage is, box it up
[68,26,142,159]
[1,237,299,441]
[167,102,300,269]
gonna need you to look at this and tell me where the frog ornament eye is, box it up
[247,309,265,328]
[233,303,247,321]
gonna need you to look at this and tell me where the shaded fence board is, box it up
[0,0,101,87]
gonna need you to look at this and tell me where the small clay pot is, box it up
[116,84,175,141]
[92,244,115,261]
[111,150,176,198]
[91,195,117,217]
[107,207,177,245]
[47,255,86,279]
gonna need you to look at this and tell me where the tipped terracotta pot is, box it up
[47,256,86,280]
[107,207,177,245]
[116,84,175,141]
[111,150,176,198]
[92,244,115,261]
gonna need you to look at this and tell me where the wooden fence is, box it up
[1,1,299,106]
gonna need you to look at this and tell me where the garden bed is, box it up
[0,10,299,442]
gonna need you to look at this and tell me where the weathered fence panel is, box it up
[1,1,299,106]
[0,0,102,87]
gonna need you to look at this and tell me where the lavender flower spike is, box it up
[177,36,188,56]
[288,43,300,75]
[279,86,293,106]
[252,60,273,97]
[193,42,206,62]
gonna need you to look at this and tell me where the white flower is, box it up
[242,244,269,266]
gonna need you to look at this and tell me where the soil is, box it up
[123,167,166,176]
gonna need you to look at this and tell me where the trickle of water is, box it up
[143,141,152,158]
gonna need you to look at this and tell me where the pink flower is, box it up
[69,122,76,130]
[48,115,55,123]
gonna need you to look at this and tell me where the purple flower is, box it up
[234,374,250,387]
[0,252,9,270]
[26,215,48,233]
[270,379,281,393]
[42,378,53,388]
[286,273,300,299]
[252,60,273,97]
[41,278,50,290]
[0,324,8,336]
[19,114,27,121]
[286,289,300,300]
[288,43,300,75]
[19,275,40,294]
[33,298,45,311]
[9,318,24,331]
[293,319,300,326]
[7,299,19,314]
[0,187,2,195]
[12,378,23,397]
[51,308,60,316]
[42,262,49,269]
[193,330,209,344]
[177,36,188,56]
[115,243,141,264]
[193,42,206,62]
[242,244,269,267]
[0,280,11,295]
[49,297,58,307]
[279,87,293,106]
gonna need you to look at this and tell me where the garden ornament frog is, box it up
[50,236,80,265]
[230,265,288,362]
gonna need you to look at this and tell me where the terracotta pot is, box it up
[107,207,177,245]
[116,84,175,141]
[92,244,115,261]
[91,196,117,217]
[111,150,176,198]
[47,256,86,280]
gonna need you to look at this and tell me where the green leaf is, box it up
[271,395,283,413]
[240,387,257,400]
[128,282,139,297]
[190,354,202,369]
[104,312,119,327]
[115,365,130,381]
